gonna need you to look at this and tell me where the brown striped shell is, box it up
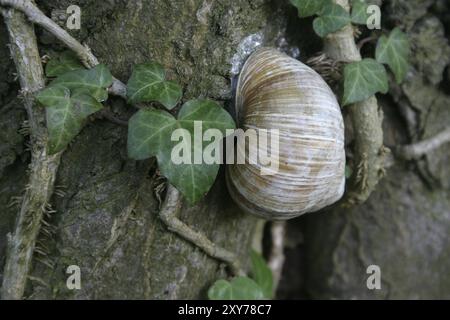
[226,48,345,220]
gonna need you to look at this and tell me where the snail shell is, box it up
[226,48,345,220]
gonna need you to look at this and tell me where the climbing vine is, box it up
[291,0,411,105]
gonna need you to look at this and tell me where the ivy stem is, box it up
[159,184,245,276]
[267,221,286,295]
[97,109,129,127]
[0,7,62,300]
[357,35,378,50]
[324,0,389,206]
[0,0,127,99]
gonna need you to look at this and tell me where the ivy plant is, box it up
[49,63,113,102]
[290,0,411,106]
[208,250,274,300]
[127,99,235,204]
[313,2,351,38]
[37,63,112,153]
[342,58,388,105]
[37,85,103,154]
[125,63,235,203]
[350,0,371,25]
[289,0,328,18]
[375,27,411,84]
[38,52,235,205]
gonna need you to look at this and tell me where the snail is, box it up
[226,47,345,220]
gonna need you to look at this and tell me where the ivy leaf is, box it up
[126,63,182,109]
[127,99,235,204]
[342,58,389,106]
[208,277,265,300]
[289,0,329,18]
[37,85,103,154]
[313,2,351,37]
[351,0,370,25]
[208,280,233,300]
[50,64,113,102]
[160,100,235,203]
[152,81,183,110]
[177,99,236,132]
[45,51,85,77]
[375,27,411,84]
[250,250,273,299]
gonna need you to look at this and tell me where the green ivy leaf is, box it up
[127,108,174,161]
[45,51,85,77]
[313,2,351,37]
[375,27,411,84]
[127,99,235,204]
[250,250,273,299]
[50,64,113,102]
[208,277,265,300]
[289,0,329,18]
[351,0,370,25]
[126,62,182,109]
[37,85,103,154]
[342,58,388,106]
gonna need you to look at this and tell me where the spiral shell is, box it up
[226,48,345,220]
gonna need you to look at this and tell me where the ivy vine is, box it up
[290,0,411,105]
[37,52,235,204]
